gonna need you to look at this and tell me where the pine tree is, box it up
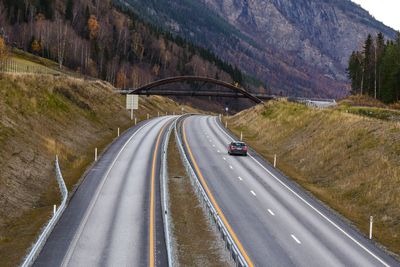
[363,34,374,96]
[65,0,74,21]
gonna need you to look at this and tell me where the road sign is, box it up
[126,95,139,110]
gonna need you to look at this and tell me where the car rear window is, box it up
[232,142,245,147]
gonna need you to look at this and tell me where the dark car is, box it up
[228,141,248,156]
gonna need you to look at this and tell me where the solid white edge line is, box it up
[61,118,160,267]
[212,116,391,267]
[291,234,301,244]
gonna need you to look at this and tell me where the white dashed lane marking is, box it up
[268,209,275,216]
[238,176,243,181]
[251,190,256,196]
[291,234,301,244]
[229,165,233,169]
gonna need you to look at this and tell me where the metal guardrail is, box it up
[21,155,68,267]
[174,117,247,267]
[160,119,176,267]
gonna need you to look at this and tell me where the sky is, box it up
[351,0,400,31]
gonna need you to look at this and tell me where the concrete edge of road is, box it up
[160,117,177,267]
[213,116,400,266]
[174,115,249,267]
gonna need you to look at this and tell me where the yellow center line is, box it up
[149,124,167,267]
[182,120,255,267]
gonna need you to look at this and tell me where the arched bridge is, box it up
[119,76,275,104]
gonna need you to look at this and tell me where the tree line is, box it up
[0,0,245,88]
[347,32,400,103]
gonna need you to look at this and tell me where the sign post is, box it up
[126,95,139,121]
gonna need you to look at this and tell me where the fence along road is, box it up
[180,115,399,267]
[33,116,175,267]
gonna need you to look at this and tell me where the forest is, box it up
[348,32,400,103]
[0,0,245,89]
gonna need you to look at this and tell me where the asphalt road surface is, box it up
[34,116,175,267]
[180,115,399,267]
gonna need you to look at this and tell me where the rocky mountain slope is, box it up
[121,0,397,98]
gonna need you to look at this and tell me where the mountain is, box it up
[118,0,398,98]
[1,0,262,111]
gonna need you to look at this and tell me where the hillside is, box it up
[227,101,400,256]
[121,0,398,98]
[0,0,259,111]
[0,73,197,266]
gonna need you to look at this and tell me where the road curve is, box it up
[180,115,399,267]
[34,116,175,267]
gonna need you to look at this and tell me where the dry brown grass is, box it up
[168,135,230,266]
[0,73,197,266]
[339,94,387,108]
[227,101,400,256]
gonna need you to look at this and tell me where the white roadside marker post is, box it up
[147,113,150,120]
[130,108,133,120]
[117,128,120,137]
[240,131,243,141]
[219,114,222,122]
[165,111,168,116]
[369,216,373,239]
[53,205,56,216]
[95,148,98,162]
[135,117,137,125]
[158,111,160,117]
[225,121,228,128]
[173,111,175,116]
[274,154,277,168]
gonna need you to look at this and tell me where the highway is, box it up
[179,115,399,267]
[34,116,175,267]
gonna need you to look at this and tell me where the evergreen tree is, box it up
[362,34,374,96]
[65,0,74,21]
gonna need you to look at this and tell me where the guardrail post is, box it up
[274,154,277,168]
[369,216,373,239]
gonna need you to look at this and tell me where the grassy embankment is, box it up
[227,100,400,256]
[0,72,197,266]
[167,134,230,266]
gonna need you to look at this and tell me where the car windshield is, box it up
[232,142,245,147]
